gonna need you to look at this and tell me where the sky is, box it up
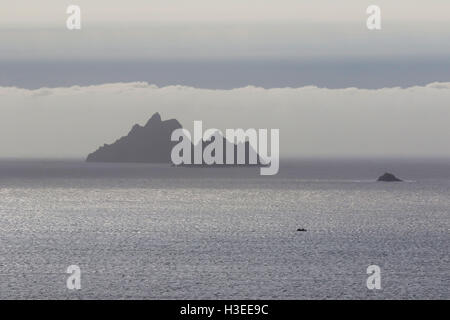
[2,1,450,24]
[0,1,449,158]
[2,1,450,60]
[1,0,450,88]
[1,83,450,158]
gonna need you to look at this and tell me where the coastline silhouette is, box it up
[87,113,263,166]
[87,113,182,163]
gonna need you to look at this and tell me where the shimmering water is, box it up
[0,160,448,299]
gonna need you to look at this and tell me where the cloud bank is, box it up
[1,82,450,158]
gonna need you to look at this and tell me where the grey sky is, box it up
[2,1,450,24]
[1,1,449,158]
[1,19,449,88]
[2,58,450,90]
[2,1,449,63]
[1,83,450,158]
[1,1,450,88]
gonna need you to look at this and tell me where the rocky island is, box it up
[377,172,403,182]
[87,113,181,163]
[86,113,264,166]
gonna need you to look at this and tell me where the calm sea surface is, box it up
[0,159,448,299]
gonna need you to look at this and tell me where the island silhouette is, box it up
[377,172,403,182]
[87,113,264,166]
[87,113,181,163]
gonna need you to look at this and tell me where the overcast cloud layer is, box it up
[1,82,449,159]
[2,0,450,25]
[1,1,450,89]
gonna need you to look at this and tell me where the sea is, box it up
[0,159,448,299]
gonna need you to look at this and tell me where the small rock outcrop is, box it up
[377,172,402,182]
